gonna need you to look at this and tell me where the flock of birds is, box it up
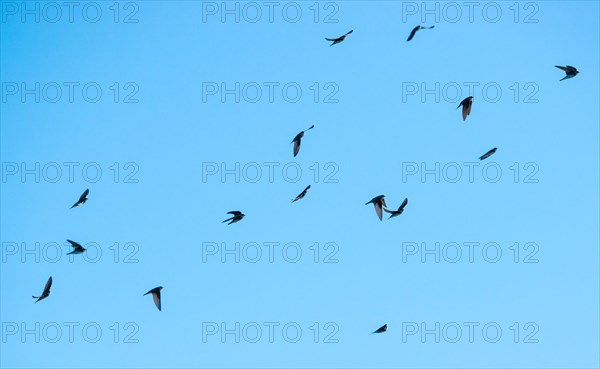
[31,25,580,336]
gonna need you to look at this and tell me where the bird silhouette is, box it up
[70,189,89,209]
[457,96,473,121]
[325,30,353,46]
[479,148,497,161]
[555,65,579,81]
[407,25,434,41]
[32,276,52,303]
[292,185,311,203]
[66,239,86,255]
[143,286,163,311]
[291,125,314,157]
[372,324,387,334]
[384,198,408,219]
[222,211,245,225]
[366,195,387,221]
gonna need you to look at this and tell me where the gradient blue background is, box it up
[1,1,599,368]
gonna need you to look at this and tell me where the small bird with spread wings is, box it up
[479,148,497,161]
[291,125,314,157]
[457,96,474,121]
[222,211,245,225]
[70,189,89,209]
[555,65,579,81]
[407,25,434,41]
[292,185,311,203]
[144,286,163,311]
[372,324,387,334]
[325,30,353,46]
[366,195,387,221]
[32,276,52,303]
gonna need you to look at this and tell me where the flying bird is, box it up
[384,198,408,219]
[292,185,311,203]
[366,195,387,221]
[325,30,353,46]
[143,286,163,311]
[66,239,86,255]
[70,189,89,209]
[555,65,579,81]
[407,25,434,41]
[32,276,52,303]
[479,147,497,161]
[457,96,473,121]
[291,125,314,157]
[222,211,245,225]
[372,324,387,334]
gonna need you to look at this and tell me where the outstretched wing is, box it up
[462,99,472,121]
[399,198,409,211]
[374,203,383,221]
[43,276,53,294]
[79,189,89,202]
[228,211,242,216]
[407,26,419,41]
[293,139,301,157]
[153,291,162,311]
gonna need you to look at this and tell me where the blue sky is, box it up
[1,1,599,368]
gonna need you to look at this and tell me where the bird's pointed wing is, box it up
[293,139,301,157]
[67,239,82,250]
[79,189,89,201]
[325,37,337,41]
[43,277,52,294]
[407,26,419,41]
[345,30,353,36]
[383,207,395,214]
[555,65,569,72]
[153,291,161,311]
[227,211,242,216]
[462,100,472,120]
[399,198,408,211]
[375,203,383,221]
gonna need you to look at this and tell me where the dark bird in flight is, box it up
[70,189,89,209]
[32,276,52,303]
[372,324,387,334]
[366,195,387,221]
[222,211,245,225]
[144,286,163,311]
[384,198,408,219]
[555,65,579,81]
[479,147,497,161]
[292,185,311,203]
[325,30,353,46]
[457,96,473,121]
[66,239,86,255]
[407,25,434,41]
[291,125,314,157]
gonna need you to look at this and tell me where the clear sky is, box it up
[1,1,599,368]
